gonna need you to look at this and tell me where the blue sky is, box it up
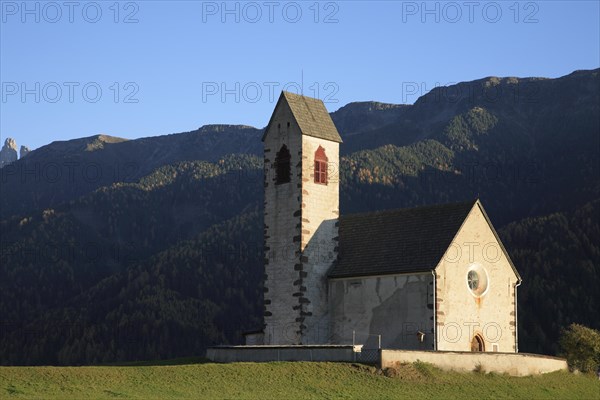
[1,1,599,150]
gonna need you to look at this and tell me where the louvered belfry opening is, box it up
[275,144,291,184]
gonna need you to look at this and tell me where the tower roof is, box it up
[262,91,343,143]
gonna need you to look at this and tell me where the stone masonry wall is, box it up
[263,102,303,344]
[435,203,520,352]
[329,273,434,349]
[299,135,339,344]
[263,102,340,345]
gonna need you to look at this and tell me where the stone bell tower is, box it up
[262,91,342,345]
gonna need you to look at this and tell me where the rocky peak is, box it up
[3,138,17,150]
[0,138,18,167]
[20,145,30,158]
[0,138,31,168]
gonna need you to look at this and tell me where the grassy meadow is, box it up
[1,359,598,399]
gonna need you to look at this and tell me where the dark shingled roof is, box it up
[329,200,478,279]
[262,91,343,143]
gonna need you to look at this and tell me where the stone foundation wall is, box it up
[207,345,357,363]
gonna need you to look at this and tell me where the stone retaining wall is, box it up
[380,349,567,376]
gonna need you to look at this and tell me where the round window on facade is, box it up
[466,264,489,297]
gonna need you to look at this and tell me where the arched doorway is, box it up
[471,334,485,352]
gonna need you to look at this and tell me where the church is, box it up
[254,91,522,354]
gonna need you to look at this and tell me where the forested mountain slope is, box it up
[1,69,598,364]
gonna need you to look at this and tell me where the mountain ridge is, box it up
[1,67,598,364]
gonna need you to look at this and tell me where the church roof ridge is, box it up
[339,199,479,220]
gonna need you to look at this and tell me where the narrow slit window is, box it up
[314,146,328,185]
[275,145,291,184]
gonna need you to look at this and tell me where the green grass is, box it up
[1,361,598,399]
